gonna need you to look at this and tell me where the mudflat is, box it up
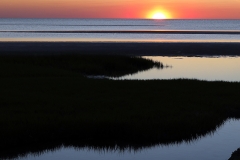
[1,42,240,56]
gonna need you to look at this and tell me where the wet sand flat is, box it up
[0,42,240,56]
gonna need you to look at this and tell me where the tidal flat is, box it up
[0,54,240,159]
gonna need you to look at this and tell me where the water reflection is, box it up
[119,56,240,82]
[1,38,240,43]
[13,119,240,160]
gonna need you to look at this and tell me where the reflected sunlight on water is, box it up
[1,37,240,42]
[118,56,240,81]
[1,19,240,42]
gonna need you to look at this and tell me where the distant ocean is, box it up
[0,19,240,42]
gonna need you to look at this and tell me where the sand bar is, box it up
[0,42,240,56]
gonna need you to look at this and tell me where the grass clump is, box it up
[0,55,163,77]
[229,148,240,160]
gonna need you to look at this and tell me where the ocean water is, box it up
[0,19,240,42]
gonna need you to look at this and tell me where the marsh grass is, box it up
[0,55,240,159]
[0,55,163,77]
[229,148,240,160]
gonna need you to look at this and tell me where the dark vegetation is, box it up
[0,55,240,159]
[229,148,240,160]
[0,55,163,77]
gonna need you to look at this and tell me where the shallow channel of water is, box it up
[118,56,240,82]
[15,119,240,160]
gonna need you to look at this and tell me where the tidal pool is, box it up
[15,119,240,160]
[118,56,240,82]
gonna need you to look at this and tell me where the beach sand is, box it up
[0,42,240,56]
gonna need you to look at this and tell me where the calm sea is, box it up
[0,19,240,42]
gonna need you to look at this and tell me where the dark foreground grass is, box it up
[0,55,240,159]
[229,148,240,160]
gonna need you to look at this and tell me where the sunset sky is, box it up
[0,0,240,19]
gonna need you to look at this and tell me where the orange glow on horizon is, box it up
[0,0,240,19]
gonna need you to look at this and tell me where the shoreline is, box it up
[1,42,240,56]
[2,30,240,34]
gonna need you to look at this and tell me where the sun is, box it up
[146,9,171,19]
[152,12,166,19]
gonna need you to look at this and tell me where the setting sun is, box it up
[146,9,171,19]
[152,12,166,19]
